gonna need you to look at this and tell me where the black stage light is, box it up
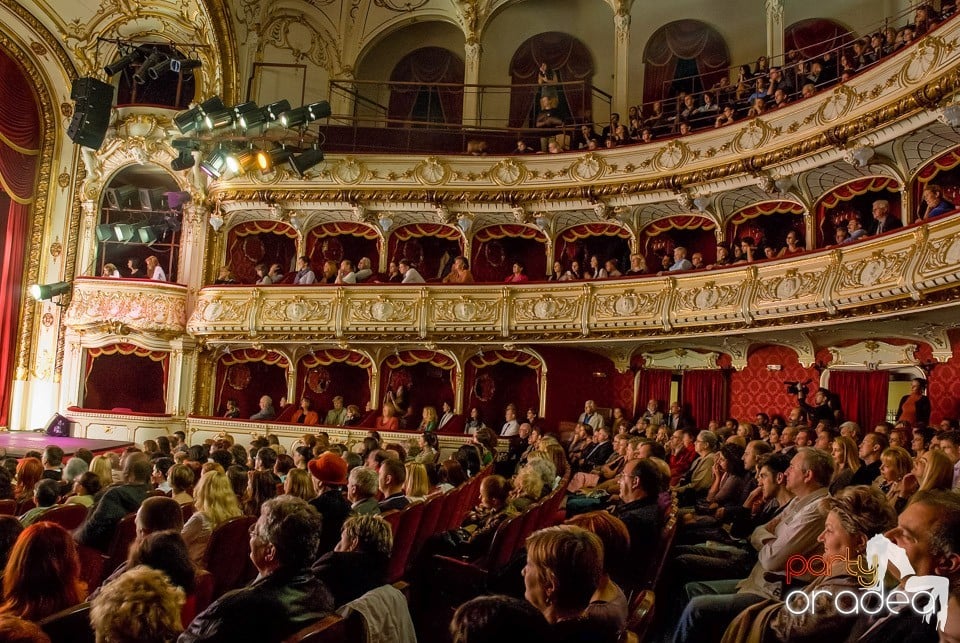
[238,107,268,131]
[279,106,309,129]
[264,100,291,122]
[171,151,195,171]
[95,224,115,242]
[289,147,324,177]
[104,47,143,76]
[226,149,258,174]
[204,109,234,131]
[105,185,138,209]
[170,58,202,75]
[200,148,229,179]
[306,101,331,121]
[173,96,225,134]
[134,49,166,84]
[139,188,168,210]
[255,146,293,172]
[29,281,71,301]
[114,223,137,242]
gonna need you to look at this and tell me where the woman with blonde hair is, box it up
[876,446,913,503]
[564,511,630,635]
[404,463,431,501]
[90,566,184,643]
[419,406,438,432]
[509,466,544,513]
[88,455,113,487]
[181,470,242,565]
[375,403,399,432]
[893,448,954,512]
[829,435,861,494]
[283,468,314,501]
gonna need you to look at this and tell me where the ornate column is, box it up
[180,202,210,300]
[462,40,483,128]
[765,0,784,62]
[613,9,631,116]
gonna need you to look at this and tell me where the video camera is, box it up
[785,378,813,397]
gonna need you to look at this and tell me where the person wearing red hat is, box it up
[307,452,351,554]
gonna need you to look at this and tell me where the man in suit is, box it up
[667,402,693,431]
[581,426,614,471]
[346,466,380,515]
[871,199,903,235]
[437,401,455,430]
[500,404,519,437]
[611,458,664,577]
[377,458,409,512]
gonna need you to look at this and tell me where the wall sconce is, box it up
[378,214,393,232]
[457,215,472,234]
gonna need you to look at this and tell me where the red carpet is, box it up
[0,432,133,458]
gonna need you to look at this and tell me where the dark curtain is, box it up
[225,231,297,284]
[381,362,454,427]
[388,47,464,126]
[681,369,728,429]
[643,20,730,104]
[306,235,379,275]
[294,360,370,418]
[83,353,167,413]
[555,235,632,275]
[214,361,288,418]
[465,361,540,429]
[471,237,546,282]
[785,19,853,60]
[828,370,888,430]
[0,51,40,428]
[508,32,594,128]
[635,369,673,418]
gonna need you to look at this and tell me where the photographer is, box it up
[793,383,841,426]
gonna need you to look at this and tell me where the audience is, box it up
[90,565,185,643]
[0,522,85,621]
[75,452,152,551]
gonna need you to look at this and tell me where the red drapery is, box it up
[388,224,463,281]
[388,47,464,126]
[382,351,456,426]
[83,346,168,413]
[296,350,371,416]
[639,215,717,267]
[508,32,594,128]
[643,20,730,104]
[681,369,728,429]
[914,147,960,212]
[226,221,298,284]
[472,225,547,282]
[0,51,40,428]
[305,222,380,274]
[634,369,673,418]
[214,350,289,418]
[827,370,889,430]
[784,19,853,60]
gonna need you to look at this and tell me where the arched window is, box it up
[643,20,730,104]
[508,32,594,128]
[115,44,196,109]
[388,47,464,126]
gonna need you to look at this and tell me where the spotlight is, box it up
[200,148,229,179]
[104,47,143,77]
[114,223,137,242]
[232,101,259,122]
[289,147,324,177]
[255,146,293,172]
[138,226,159,244]
[306,101,331,121]
[95,224,115,242]
[139,188,168,210]
[134,49,166,84]
[264,100,291,122]
[279,106,309,129]
[29,281,71,301]
[172,138,201,152]
[204,109,234,131]
[170,58,202,75]
[171,151,195,171]
[226,149,258,174]
[105,185,138,209]
[145,54,172,80]
[238,107,268,131]
[173,96,225,134]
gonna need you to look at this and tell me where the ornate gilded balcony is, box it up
[63,278,189,338]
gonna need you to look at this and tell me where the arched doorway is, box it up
[214,349,289,418]
[642,20,730,104]
[0,50,41,429]
[508,32,594,128]
[785,19,852,61]
[388,47,464,126]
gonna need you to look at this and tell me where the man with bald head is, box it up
[75,451,153,551]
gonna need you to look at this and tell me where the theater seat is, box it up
[203,515,257,598]
[39,602,94,643]
[104,513,138,574]
[76,543,107,592]
[40,503,88,530]
[0,499,17,515]
[282,614,351,643]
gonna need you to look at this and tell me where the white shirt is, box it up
[151,265,167,281]
[500,420,519,436]
[294,269,316,285]
[337,271,357,284]
[402,268,425,284]
[438,412,454,429]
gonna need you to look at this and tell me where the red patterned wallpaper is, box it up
[928,330,960,423]
[728,345,822,421]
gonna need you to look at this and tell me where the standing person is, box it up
[896,378,931,426]
[293,256,316,284]
[145,255,166,281]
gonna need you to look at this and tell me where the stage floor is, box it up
[0,432,133,458]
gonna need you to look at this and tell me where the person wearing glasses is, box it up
[610,458,666,582]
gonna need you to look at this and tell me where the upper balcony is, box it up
[63,278,189,338]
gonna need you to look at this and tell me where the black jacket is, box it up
[178,568,334,643]
[312,550,387,607]
[309,489,351,555]
[74,482,150,551]
[582,440,614,470]
[612,496,662,574]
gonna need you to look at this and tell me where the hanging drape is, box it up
[388,224,463,281]
[226,221,298,284]
[828,370,889,430]
[508,32,594,128]
[214,350,289,418]
[785,19,853,60]
[634,369,673,418]
[0,52,40,429]
[388,47,464,126]
[82,346,168,413]
[643,20,730,104]
[681,369,728,429]
[305,222,380,274]
[296,350,371,416]
[817,177,900,210]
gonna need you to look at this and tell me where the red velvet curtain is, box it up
[785,19,853,60]
[508,32,594,128]
[471,236,546,282]
[388,47,464,126]
[635,369,673,418]
[225,226,297,284]
[0,52,40,428]
[827,370,888,430]
[466,361,540,430]
[681,369,728,429]
[214,358,288,418]
[643,20,730,103]
[83,352,167,413]
[295,359,370,418]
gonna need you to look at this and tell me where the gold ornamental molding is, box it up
[186,213,960,344]
[63,279,189,338]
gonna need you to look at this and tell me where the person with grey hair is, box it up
[314,514,392,606]
[525,455,558,492]
[249,395,275,421]
[179,496,334,643]
[675,431,718,505]
[354,257,374,283]
[347,466,380,515]
[62,456,88,486]
[871,198,902,234]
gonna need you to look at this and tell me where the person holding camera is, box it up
[794,384,841,426]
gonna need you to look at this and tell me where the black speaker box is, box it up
[71,77,113,106]
[68,110,110,149]
[44,413,71,438]
[68,77,113,150]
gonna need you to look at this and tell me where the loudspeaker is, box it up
[44,413,71,438]
[68,77,114,150]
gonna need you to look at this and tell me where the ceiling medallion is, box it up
[373,0,429,11]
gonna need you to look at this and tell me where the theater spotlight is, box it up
[171,151,195,171]
[114,223,137,242]
[173,96,225,134]
[226,149,258,174]
[238,106,268,131]
[264,100,291,122]
[139,188,168,210]
[199,147,230,179]
[29,281,71,302]
[105,185,138,210]
[255,146,293,172]
[145,54,172,80]
[170,58,202,75]
[306,101,331,121]
[95,224,115,242]
[279,106,309,129]
[289,146,324,177]
[133,48,166,84]
[232,101,259,122]
[103,47,143,77]
[204,109,235,131]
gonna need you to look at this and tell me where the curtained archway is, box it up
[554,223,631,275]
[387,223,462,281]
[471,224,547,282]
[305,222,380,277]
[388,47,464,126]
[814,177,901,247]
[381,350,456,429]
[0,50,40,429]
[638,216,716,271]
[643,20,730,104]
[295,350,372,418]
[784,18,853,60]
[508,32,594,128]
[913,146,960,217]
[225,221,298,284]
[465,350,542,428]
[214,349,289,418]
[726,202,806,254]
[83,344,168,413]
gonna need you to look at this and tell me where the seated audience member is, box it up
[324,396,348,426]
[829,435,861,493]
[223,399,241,418]
[850,431,887,486]
[283,468,314,501]
[352,257,374,282]
[668,429,698,486]
[871,198,903,235]
[13,458,41,506]
[293,255,316,284]
[90,566,185,643]
[179,497,334,642]
[126,530,196,600]
[18,479,58,526]
[315,514,391,606]
[267,263,284,283]
[443,255,475,284]
[40,445,64,482]
[604,259,622,278]
[414,431,439,465]
[522,525,617,642]
[0,517,22,570]
[249,395,276,420]
[399,258,425,283]
[437,401,456,431]
[378,457,409,512]
[254,263,270,285]
[444,475,516,556]
[290,398,319,425]
[241,470,278,517]
[842,216,867,243]
[894,448,954,512]
[611,458,665,572]
[675,431,719,504]
[375,403,400,432]
[346,466,380,515]
[306,453,350,554]
[509,466,545,513]
[182,471,242,566]
[418,406,439,433]
[723,485,896,642]
[504,262,529,283]
[669,246,694,271]
[0,523,85,621]
[450,595,550,642]
[169,464,195,505]
[404,463,430,501]
[565,512,631,634]
[686,444,748,525]
[579,426,614,472]
[673,448,833,643]
[75,452,152,551]
[919,183,955,218]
